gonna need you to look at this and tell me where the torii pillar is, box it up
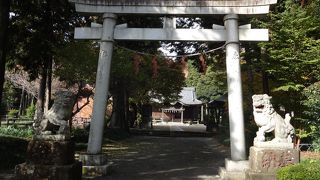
[79,13,116,175]
[224,14,246,161]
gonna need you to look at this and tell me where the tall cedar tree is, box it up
[0,0,10,111]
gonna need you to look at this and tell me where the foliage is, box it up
[54,41,98,86]
[110,48,185,104]
[25,103,35,119]
[2,81,18,110]
[0,136,28,169]
[185,59,227,101]
[7,1,81,79]
[277,159,320,180]
[72,126,131,143]
[0,126,33,139]
[104,128,131,141]
[7,1,86,121]
[71,127,89,143]
[302,82,320,148]
[257,0,320,95]
[0,100,6,115]
[0,0,10,109]
[302,82,320,125]
[108,47,185,130]
[7,109,19,118]
[312,138,320,152]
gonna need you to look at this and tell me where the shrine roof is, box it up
[69,0,277,15]
[178,87,203,106]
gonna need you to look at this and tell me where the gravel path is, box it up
[99,136,230,180]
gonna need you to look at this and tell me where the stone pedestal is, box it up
[245,143,300,180]
[15,135,82,180]
[219,159,249,180]
[80,153,112,178]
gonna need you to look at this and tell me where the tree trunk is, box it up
[261,48,270,94]
[109,97,117,128]
[246,56,254,112]
[45,56,52,113]
[116,88,125,130]
[0,0,10,109]
[19,87,25,116]
[262,71,270,95]
[123,87,129,132]
[112,80,129,132]
[34,65,47,126]
[44,2,53,113]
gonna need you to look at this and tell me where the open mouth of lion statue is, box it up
[254,104,265,113]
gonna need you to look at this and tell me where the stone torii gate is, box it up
[69,0,277,176]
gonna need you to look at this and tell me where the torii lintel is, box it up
[69,0,277,15]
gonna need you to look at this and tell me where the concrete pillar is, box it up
[87,13,117,154]
[224,14,246,161]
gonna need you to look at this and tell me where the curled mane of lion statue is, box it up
[252,94,294,143]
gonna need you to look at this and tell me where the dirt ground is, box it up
[96,136,230,180]
[301,151,320,160]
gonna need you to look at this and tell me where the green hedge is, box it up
[71,127,89,143]
[0,136,29,169]
[277,160,320,180]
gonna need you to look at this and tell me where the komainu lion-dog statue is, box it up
[37,91,76,135]
[252,94,294,143]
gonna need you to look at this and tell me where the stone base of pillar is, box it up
[245,145,300,180]
[219,158,249,180]
[15,137,82,180]
[245,171,276,180]
[79,153,113,178]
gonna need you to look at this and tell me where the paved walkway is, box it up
[0,124,229,180]
[99,136,229,180]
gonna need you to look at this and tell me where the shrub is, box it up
[104,128,130,141]
[0,126,33,138]
[8,109,19,118]
[0,101,6,115]
[312,138,320,152]
[277,160,320,180]
[25,104,36,119]
[71,128,89,143]
[0,136,29,169]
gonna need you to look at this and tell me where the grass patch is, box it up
[0,126,33,139]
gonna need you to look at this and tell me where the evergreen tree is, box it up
[0,0,10,111]
[186,55,227,101]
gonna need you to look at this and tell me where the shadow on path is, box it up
[98,136,229,180]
